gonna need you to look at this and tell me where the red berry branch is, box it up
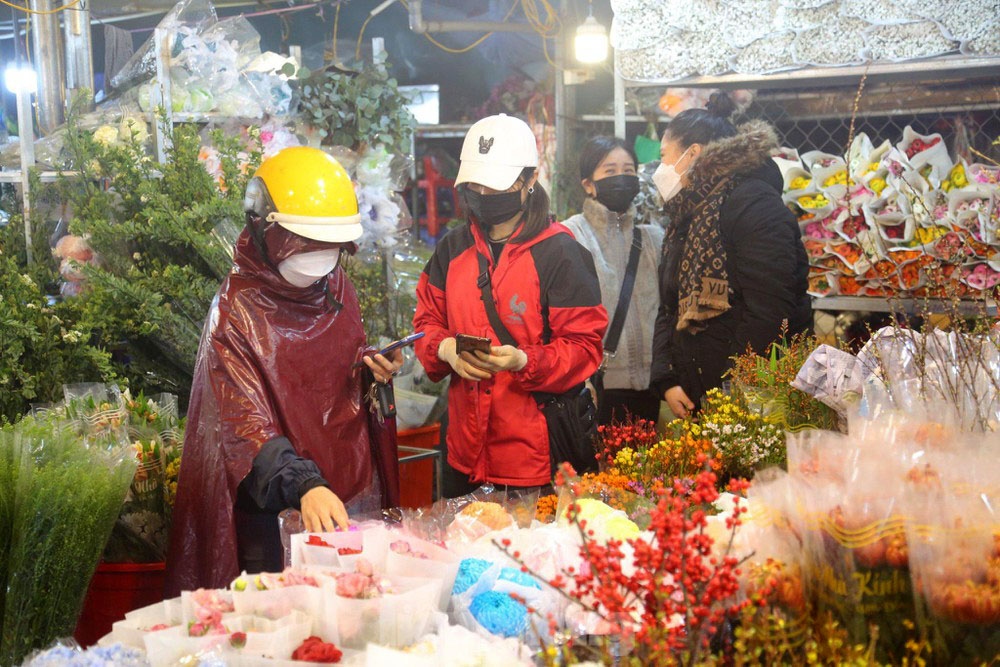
[496,459,758,665]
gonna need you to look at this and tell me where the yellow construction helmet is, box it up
[244,147,362,243]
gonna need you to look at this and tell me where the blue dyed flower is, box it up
[25,643,150,667]
[453,557,493,595]
[469,590,528,638]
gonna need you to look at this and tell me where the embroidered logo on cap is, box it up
[479,136,495,154]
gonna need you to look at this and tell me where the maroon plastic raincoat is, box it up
[165,229,399,595]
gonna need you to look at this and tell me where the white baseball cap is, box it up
[455,113,539,191]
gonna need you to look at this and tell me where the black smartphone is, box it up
[455,333,492,355]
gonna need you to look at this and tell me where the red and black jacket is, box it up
[414,221,608,487]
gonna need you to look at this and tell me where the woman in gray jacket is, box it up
[562,136,664,425]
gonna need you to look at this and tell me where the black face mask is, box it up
[463,187,528,227]
[593,174,640,214]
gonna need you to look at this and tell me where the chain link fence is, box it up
[752,81,1000,164]
[752,80,1000,342]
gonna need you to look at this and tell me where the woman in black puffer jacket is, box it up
[650,92,811,418]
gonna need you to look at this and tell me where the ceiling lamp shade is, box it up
[574,14,608,64]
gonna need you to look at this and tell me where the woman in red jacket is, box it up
[413,114,608,492]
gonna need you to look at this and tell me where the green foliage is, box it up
[342,252,417,341]
[49,96,261,402]
[298,53,415,155]
[728,332,840,432]
[0,253,115,423]
[0,413,136,664]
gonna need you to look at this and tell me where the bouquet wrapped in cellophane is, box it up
[0,385,137,664]
[903,447,1000,664]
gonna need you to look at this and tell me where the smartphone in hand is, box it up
[353,331,425,368]
[376,331,425,357]
[455,333,492,356]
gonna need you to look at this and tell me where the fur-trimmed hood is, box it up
[688,120,781,188]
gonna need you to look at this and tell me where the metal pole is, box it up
[152,27,173,164]
[63,0,94,107]
[16,87,35,265]
[410,131,419,241]
[29,0,65,134]
[553,0,567,218]
[613,57,625,139]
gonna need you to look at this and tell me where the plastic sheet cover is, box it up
[166,226,399,596]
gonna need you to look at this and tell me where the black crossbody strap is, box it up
[477,253,518,347]
[477,252,583,406]
[604,226,643,356]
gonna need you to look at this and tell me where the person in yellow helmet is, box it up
[166,147,403,593]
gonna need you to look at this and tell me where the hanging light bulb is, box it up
[4,65,37,94]
[574,2,608,64]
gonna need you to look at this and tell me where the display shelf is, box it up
[612,53,1000,137]
[812,296,998,317]
[578,114,670,123]
[415,123,472,139]
[0,170,76,184]
[144,112,266,124]
[618,55,1000,91]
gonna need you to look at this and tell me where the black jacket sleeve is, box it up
[650,240,681,398]
[723,182,803,356]
[242,436,328,512]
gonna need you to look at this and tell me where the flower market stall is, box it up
[5,0,1000,663]
[2,324,995,665]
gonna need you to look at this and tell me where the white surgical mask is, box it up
[652,146,695,203]
[278,249,341,287]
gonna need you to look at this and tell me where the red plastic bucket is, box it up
[397,424,441,508]
[74,561,166,647]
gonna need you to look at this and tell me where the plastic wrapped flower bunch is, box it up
[451,557,547,642]
[786,127,1000,299]
[351,146,413,251]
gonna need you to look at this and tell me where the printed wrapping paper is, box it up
[902,452,1000,665]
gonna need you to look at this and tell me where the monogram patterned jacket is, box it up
[413,221,608,486]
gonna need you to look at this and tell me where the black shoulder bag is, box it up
[476,253,599,475]
[592,226,643,400]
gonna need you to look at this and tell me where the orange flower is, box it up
[535,494,558,523]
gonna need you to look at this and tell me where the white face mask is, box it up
[652,146,695,203]
[278,249,341,288]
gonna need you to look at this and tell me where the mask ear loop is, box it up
[244,177,281,270]
[674,144,698,178]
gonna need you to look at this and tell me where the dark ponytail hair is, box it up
[665,91,738,149]
[578,135,638,180]
[511,167,551,244]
